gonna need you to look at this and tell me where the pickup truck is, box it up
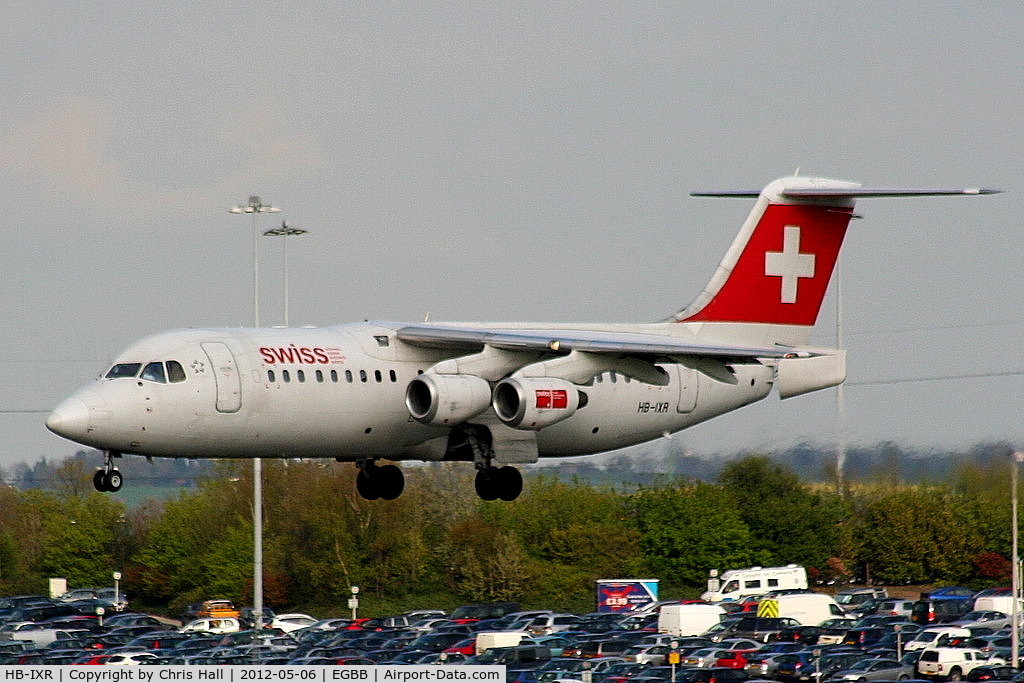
[916,647,1005,681]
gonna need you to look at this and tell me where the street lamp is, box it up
[229,195,280,635]
[229,196,281,328]
[263,221,308,326]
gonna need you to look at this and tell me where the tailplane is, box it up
[672,176,998,346]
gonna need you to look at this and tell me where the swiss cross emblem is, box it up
[764,225,815,304]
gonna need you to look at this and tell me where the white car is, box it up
[269,612,319,633]
[105,652,159,665]
[180,617,241,634]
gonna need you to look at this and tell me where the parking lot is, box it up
[1,587,1023,680]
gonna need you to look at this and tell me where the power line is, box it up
[850,369,1024,387]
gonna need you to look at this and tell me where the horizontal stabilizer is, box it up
[692,187,1001,198]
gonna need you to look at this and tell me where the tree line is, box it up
[0,450,1018,619]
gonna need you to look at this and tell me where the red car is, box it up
[714,649,756,669]
[443,638,478,656]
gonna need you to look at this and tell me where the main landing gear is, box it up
[93,451,123,493]
[354,461,405,501]
[475,465,523,502]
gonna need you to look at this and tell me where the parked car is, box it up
[715,650,757,670]
[684,649,733,669]
[965,665,1020,682]
[835,588,889,614]
[673,668,751,683]
[744,653,792,679]
[925,588,976,601]
[623,644,669,665]
[826,657,909,682]
[841,627,890,649]
[562,639,632,660]
[528,613,584,636]
[905,627,973,653]
[916,647,1005,681]
[707,617,801,643]
[950,611,1011,631]
[269,613,318,633]
[875,599,917,618]
[911,599,974,625]
[593,661,650,683]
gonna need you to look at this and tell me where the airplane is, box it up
[46,175,998,501]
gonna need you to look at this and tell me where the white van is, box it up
[475,631,532,656]
[657,603,726,636]
[763,592,845,626]
[973,594,1021,615]
[701,565,808,603]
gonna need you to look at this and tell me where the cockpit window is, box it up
[141,362,167,383]
[105,363,142,379]
[167,360,186,383]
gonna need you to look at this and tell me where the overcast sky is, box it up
[2,2,1022,472]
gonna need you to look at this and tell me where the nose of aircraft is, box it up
[46,396,92,440]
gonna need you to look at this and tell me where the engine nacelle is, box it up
[492,377,581,430]
[405,374,492,426]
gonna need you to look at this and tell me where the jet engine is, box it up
[405,374,492,426]
[492,377,582,430]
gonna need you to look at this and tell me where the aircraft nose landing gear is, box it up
[93,451,123,493]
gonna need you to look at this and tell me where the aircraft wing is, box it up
[394,323,794,360]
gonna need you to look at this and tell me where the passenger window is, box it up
[105,363,142,379]
[316,370,324,383]
[167,360,186,383]
[345,370,353,383]
[389,370,397,382]
[267,370,276,383]
[141,362,167,383]
[283,370,291,383]
[359,370,367,383]
[331,370,338,382]
[297,370,305,382]
[374,370,382,382]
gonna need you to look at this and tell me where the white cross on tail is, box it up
[764,225,815,303]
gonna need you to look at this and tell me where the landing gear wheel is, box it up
[105,469,123,492]
[475,468,500,501]
[377,465,405,501]
[497,466,523,501]
[93,468,123,493]
[356,468,381,500]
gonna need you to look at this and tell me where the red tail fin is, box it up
[675,177,858,329]
[683,202,853,326]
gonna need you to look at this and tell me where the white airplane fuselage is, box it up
[56,322,772,462]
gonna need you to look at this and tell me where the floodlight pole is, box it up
[229,196,280,640]
[230,196,280,329]
[264,221,308,327]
